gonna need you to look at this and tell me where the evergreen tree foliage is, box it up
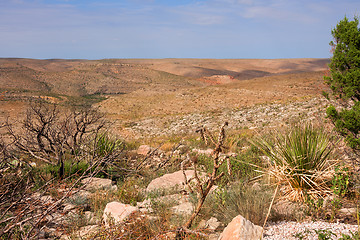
[325,16,360,150]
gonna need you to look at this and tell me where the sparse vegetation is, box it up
[1,56,360,239]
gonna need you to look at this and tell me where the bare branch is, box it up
[181,122,230,231]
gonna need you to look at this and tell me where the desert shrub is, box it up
[197,147,262,186]
[229,144,264,180]
[116,178,146,206]
[39,159,89,180]
[253,124,336,201]
[331,165,351,198]
[90,211,205,240]
[0,156,107,239]
[91,212,164,239]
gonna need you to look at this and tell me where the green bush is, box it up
[324,16,360,150]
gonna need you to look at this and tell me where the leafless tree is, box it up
[8,101,107,179]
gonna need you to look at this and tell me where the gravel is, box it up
[264,221,359,240]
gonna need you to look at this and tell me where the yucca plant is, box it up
[95,133,123,157]
[253,124,336,201]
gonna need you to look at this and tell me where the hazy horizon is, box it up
[1,0,359,59]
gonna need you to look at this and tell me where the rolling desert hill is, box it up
[0,58,330,139]
[0,58,329,95]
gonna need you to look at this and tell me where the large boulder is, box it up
[218,215,263,240]
[103,201,138,225]
[146,170,199,192]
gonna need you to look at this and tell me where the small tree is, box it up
[8,101,108,179]
[325,16,360,150]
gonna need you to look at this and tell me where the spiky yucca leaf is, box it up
[253,124,336,201]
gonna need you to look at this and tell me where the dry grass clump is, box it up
[253,124,337,201]
[89,208,206,239]
[201,182,275,226]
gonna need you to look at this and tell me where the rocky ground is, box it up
[119,96,330,139]
[42,170,359,240]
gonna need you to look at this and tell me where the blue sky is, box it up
[1,0,359,59]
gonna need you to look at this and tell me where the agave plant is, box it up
[253,124,336,201]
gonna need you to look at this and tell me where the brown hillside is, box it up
[0,58,330,137]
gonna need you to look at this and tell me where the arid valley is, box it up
[3,58,360,240]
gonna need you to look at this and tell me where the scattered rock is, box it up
[192,148,213,156]
[124,97,329,139]
[171,202,193,215]
[218,215,263,240]
[63,203,76,212]
[209,233,221,240]
[111,185,118,191]
[137,145,151,155]
[137,199,153,213]
[272,200,301,220]
[84,211,98,225]
[40,227,62,239]
[198,217,222,231]
[177,144,189,154]
[206,217,222,230]
[81,177,114,191]
[69,190,91,204]
[146,170,200,192]
[103,201,138,225]
[40,195,53,204]
[339,207,357,215]
[45,212,66,225]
